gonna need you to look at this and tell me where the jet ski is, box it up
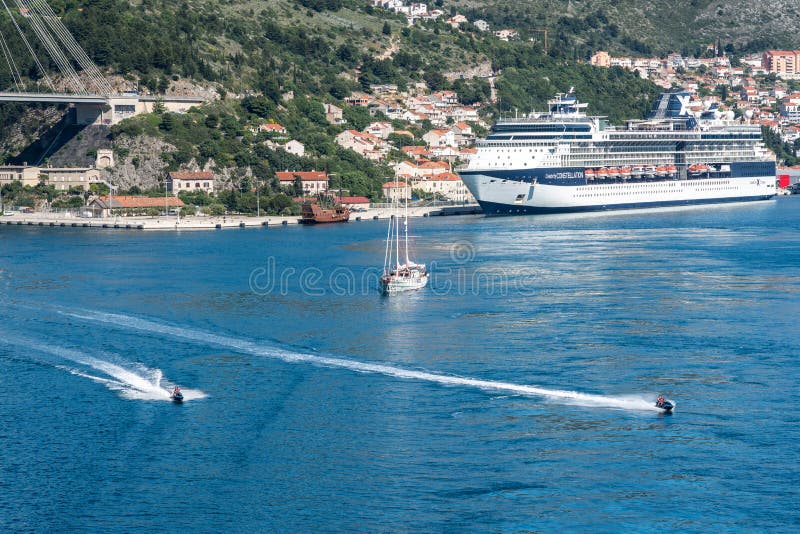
[171,387,184,403]
[655,398,674,412]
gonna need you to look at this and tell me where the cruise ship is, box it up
[459,90,776,214]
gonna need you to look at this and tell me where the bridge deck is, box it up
[0,92,136,104]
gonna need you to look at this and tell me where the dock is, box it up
[0,205,482,231]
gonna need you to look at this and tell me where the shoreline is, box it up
[0,204,482,231]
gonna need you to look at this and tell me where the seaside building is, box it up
[276,171,329,195]
[382,181,410,201]
[0,165,106,192]
[167,171,215,196]
[89,195,185,217]
[334,196,371,210]
[411,172,475,203]
[0,165,41,187]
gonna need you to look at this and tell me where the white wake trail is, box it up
[3,335,205,402]
[64,309,661,412]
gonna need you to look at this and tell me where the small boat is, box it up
[584,168,596,181]
[171,387,184,403]
[381,196,428,294]
[596,168,609,180]
[656,165,668,177]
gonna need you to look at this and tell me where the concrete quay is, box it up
[0,205,482,231]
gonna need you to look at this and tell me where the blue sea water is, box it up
[1,199,799,531]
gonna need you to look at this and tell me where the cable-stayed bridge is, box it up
[0,1,204,124]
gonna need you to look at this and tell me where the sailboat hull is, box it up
[381,272,428,294]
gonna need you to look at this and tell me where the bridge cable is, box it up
[13,0,87,93]
[0,0,55,91]
[0,29,24,90]
[27,0,112,95]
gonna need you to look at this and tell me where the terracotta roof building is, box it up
[89,195,185,216]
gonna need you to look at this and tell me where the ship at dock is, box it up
[300,199,350,224]
[459,90,776,215]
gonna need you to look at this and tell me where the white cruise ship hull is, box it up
[460,90,777,216]
[461,172,775,215]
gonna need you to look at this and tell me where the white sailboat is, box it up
[381,194,428,294]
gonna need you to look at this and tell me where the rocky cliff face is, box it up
[103,135,176,190]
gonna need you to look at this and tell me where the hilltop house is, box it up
[266,139,306,157]
[335,130,389,161]
[423,128,457,147]
[251,123,287,136]
[364,121,394,139]
[324,103,345,125]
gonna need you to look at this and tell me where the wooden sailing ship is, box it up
[300,197,350,224]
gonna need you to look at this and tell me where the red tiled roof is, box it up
[335,196,370,204]
[382,181,407,188]
[425,172,461,181]
[419,161,450,169]
[99,195,185,208]
[168,171,213,180]
[276,171,328,182]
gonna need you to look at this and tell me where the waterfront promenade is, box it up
[0,204,481,230]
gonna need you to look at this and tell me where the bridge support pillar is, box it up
[73,103,111,125]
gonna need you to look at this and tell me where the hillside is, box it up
[461,0,800,57]
[3,0,788,211]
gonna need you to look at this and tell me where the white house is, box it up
[423,128,457,147]
[167,171,215,196]
[364,121,394,139]
[335,130,389,161]
[276,171,329,195]
[382,180,410,201]
[412,172,474,203]
[324,103,346,125]
[266,139,306,157]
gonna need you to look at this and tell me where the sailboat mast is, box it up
[395,195,401,269]
[383,205,393,274]
[404,187,410,265]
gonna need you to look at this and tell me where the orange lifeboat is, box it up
[608,167,620,178]
[666,164,677,175]
[585,168,596,181]
[656,165,668,176]
[619,166,632,177]
[596,168,609,180]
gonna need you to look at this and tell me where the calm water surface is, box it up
[1,198,799,531]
